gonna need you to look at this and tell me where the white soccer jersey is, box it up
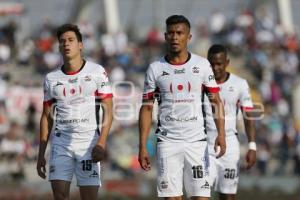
[143,53,219,142]
[205,73,253,145]
[43,60,113,144]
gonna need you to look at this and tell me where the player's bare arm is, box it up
[138,100,154,171]
[208,92,226,158]
[37,104,53,179]
[92,97,113,162]
[242,110,256,169]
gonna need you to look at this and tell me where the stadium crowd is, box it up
[0,6,300,187]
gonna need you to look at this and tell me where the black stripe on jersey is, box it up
[201,85,207,135]
[95,98,101,135]
[61,59,86,75]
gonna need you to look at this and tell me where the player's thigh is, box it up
[157,142,185,197]
[79,186,99,200]
[215,141,240,194]
[49,144,74,182]
[74,142,101,186]
[51,180,71,199]
[184,141,210,198]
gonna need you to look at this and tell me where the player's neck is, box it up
[63,56,84,73]
[166,51,190,65]
[216,72,230,84]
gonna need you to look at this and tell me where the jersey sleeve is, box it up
[43,76,55,106]
[143,66,157,100]
[95,68,113,99]
[239,80,253,111]
[203,60,220,93]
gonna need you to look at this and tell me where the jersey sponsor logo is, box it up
[161,71,170,76]
[55,118,89,124]
[169,81,191,93]
[68,77,78,83]
[174,68,185,74]
[67,97,86,105]
[208,75,215,81]
[165,115,198,122]
[192,66,200,73]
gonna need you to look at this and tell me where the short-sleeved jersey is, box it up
[205,73,253,145]
[143,53,219,142]
[43,60,113,143]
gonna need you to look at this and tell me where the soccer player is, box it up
[138,15,226,200]
[36,24,113,200]
[206,44,256,200]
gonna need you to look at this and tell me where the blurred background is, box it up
[0,0,300,199]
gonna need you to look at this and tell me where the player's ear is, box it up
[164,32,167,41]
[188,33,192,41]
[226,58,230,67]
[79,41,83,50]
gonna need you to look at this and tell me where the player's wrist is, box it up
[248,141,257,151]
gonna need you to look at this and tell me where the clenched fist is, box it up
[91,145,106,162]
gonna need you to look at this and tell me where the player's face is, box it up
[208,52,229,81]
[165,23,191,54]
[58,31,83,60]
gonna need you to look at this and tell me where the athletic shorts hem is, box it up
[158,193,183,197]
[49,177,72,182]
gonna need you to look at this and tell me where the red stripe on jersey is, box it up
[143,92,154,100]
[43,99,55,107]
[205,86,220,93]
[241,106,254,112]
[95,91,113,99]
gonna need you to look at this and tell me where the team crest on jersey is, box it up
[68,77,78,83]
[174,68,185,74]
[229,86,234,92]
[192,66,200,73]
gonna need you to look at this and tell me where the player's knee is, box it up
[53,191,69,200]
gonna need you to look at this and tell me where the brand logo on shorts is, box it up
[160,180,168,189]
[89,170,99,178]
[201,181,210,189]
[50,165,55,173]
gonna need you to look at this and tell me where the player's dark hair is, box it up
[56,23,82,42]
[207,44,228,58]
[166,15,190,29]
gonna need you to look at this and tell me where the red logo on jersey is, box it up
[170,81,191,93]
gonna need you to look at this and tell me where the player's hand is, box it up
[138,148,151,171]
[92,144,106,162]
[37,156,47,179]
[245,150,256,169]
[214,135,226,158]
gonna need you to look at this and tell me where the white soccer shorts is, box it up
[156,141,210,198]
[49,136,101,186]
[209,135,240,194]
